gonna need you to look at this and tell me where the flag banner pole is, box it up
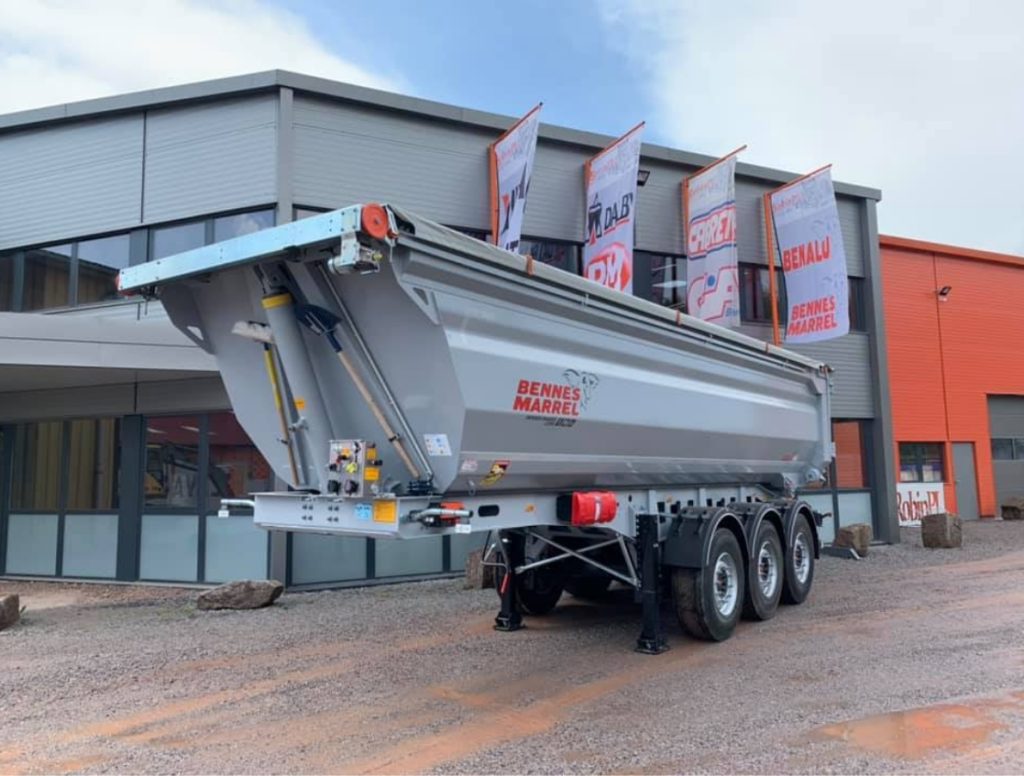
[765,165,850,345]
[582,122,645,293]
[688,144,748,180]
[489,103,543,252]
[682,145,746,327]
[762,192,782,346]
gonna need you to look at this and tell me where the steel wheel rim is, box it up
[793,533,811,584]
[713,551,739,617]
[757,540,779,598]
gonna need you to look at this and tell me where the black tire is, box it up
[781,513,815,605]
[494,559,565,616]
[671,528,745,642]
[742,521,784,621]
[564,574,613,600]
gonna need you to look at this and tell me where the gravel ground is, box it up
[2,520,1024,774]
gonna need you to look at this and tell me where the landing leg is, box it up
[635,514,668,654]
[494,530,524,632]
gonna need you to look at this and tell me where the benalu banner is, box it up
[685,154,740,326]
[491,105,542,253]
[770,167,849,344]
[583,123,644,293]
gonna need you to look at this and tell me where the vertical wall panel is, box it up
[293,97,493,229]
[143,96,277,223]
[0,115,143,250]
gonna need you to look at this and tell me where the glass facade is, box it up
[23,245,73,311]
[77,234,130,305]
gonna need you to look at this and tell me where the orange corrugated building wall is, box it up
[881,235,1024,517]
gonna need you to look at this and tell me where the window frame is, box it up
[898,442,946,483]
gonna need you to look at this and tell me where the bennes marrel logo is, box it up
[512,370,600,427]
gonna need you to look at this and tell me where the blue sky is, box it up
[278,0,653,142]
[1,0,1022,253]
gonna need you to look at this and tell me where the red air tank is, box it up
[571,491,618,526]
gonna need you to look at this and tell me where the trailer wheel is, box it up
[565,574,613,600]
[781,513,815,605]
[671,528,745,642]
[494,549,565,616]
[742,521,783,621]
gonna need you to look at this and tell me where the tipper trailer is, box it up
[118,203,833,652]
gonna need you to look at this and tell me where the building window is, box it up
[23,244,73,310]
[991,438,1024,461]
[0,253,13,311]
[77,234,131,306]
[634,251,686,309]
[518,238,579,274]
[213,209,275,241]
[10,421,64,511]
[899,442,945,482]
[448,225,491,242]
[740,264,865,332]
[294,206,328,220]
[151,220,206,261]
[848,277,867,332]
[145,416,202,509]
[206,413,275,511]
[66,418,120,511]
[739,263,786,324]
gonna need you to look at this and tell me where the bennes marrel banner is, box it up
[770,167,850,344]
[685,153,741,327]
[583,123,644,293]
[490,104,542,254]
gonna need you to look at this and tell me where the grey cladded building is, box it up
[0,71,898,587]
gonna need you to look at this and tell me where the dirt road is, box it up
[2,521,1023,774]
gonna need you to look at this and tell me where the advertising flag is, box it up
[684,149,743,326]
[769,167,849,344]
[489,104,542,253]
[583,123,644,293]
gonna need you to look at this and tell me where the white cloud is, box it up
[600,0,1024,254]
[0,0,400,114]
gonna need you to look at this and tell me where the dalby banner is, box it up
[769,167,850,344]
[489,104,542,254]
[684,149,743,326]
[583,123,644,293]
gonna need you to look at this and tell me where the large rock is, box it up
[921,512,962,548]
[197,580,284,611]
[464,548,496,590]
[0,594,20,631]
[835,523,872,556]
[1001,497,1024,521]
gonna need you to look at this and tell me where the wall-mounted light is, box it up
[637,169,651,187]
[937,285,953,302]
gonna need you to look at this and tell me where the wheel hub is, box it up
[713,552,738,616]
[757,540,779,598]
[793,534,811,584]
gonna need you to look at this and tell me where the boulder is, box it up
[921,512,962,549]
[464,548,496,590]
[835,523,872,556]
[1001,497,1024,521]
[197,580,284,611]
[0,594,20,631]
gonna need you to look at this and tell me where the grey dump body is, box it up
[121,202,832,651]
[121,204,832,512]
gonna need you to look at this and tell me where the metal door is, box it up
[952,443,979,520]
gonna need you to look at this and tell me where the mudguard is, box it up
[661,506,750,570]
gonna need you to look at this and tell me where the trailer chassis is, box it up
[225,486,821,652]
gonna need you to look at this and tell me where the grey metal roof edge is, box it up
[0,70,282,132]
[277,71,882,201]
[0,68,882,201]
